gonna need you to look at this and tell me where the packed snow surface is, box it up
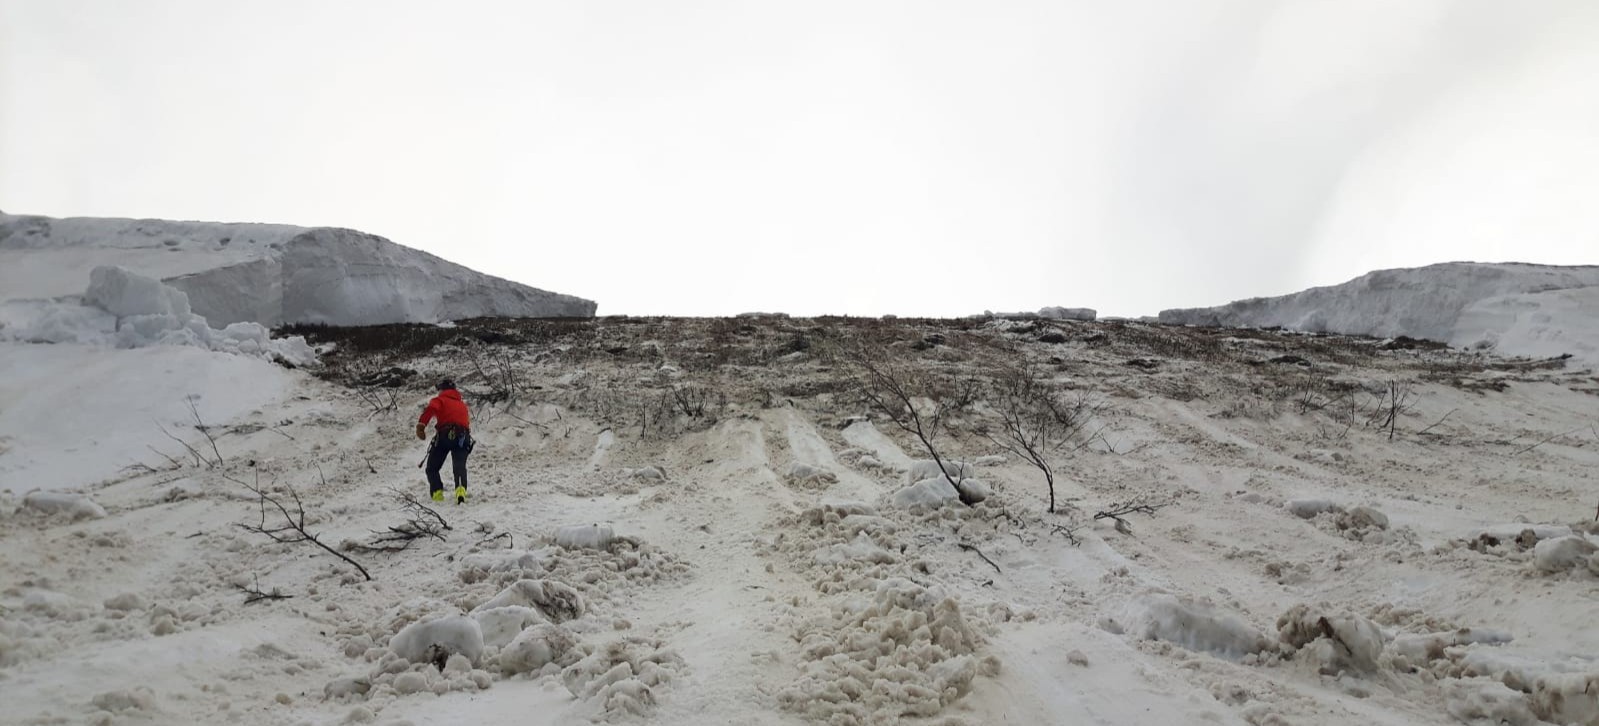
[1159,262,1599,363]
[0,211,597,325]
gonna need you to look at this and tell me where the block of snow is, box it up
[905,459,973,485]
[785,463,837,486]
[954,478,992,505]
[471,606,546,648]
[499,624,578,675]
[87,265,192,320]
[474,579,585,623]
[1114,593,1272,660]
[1532,535,1598,573]
[1037,306,1097,321]
[890,477,961,509]
[1275,604,1385,673]
[1285,498,1341,519]
[812,532,899,566]
[21,491,106,520]
[555,524,615,551]
[389,615,484,666]
[1444,680,1539,726]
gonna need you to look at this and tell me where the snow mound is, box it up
[19,491,106,520]
[777,577,991,724]
[0,211,596,325]
[1275,604,1385,674]
[474,579,586,623]
[560,637,684,719]
[1110,592,1273,660]
[471,606,546,649]
[389,615,485,667]
[499,623,578,676]
[1158,262,1599,363]
[555,524,616,551]
[0,265,316,365]
[1444,679,1541,726]
[890,477,962,509]
[1532,535,1599,574]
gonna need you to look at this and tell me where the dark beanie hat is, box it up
[438,379,456,390]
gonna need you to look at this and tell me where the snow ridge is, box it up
[1158,262,1599,363]
[0,212,597,326]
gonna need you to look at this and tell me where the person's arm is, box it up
[417,398,438,440]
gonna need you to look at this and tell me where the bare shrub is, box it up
[842,341,965,496]
[982,364,1100,513]
[229,470,371,581]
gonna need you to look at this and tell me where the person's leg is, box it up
[451,445,469,499]
[425,441,449,499]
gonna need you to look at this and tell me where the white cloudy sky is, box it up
[3,1,1596,317]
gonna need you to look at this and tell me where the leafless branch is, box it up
[156,420,213,468]
[982,363,1100,513]
[1416,408,1458,437]
[229,470,372,581]
[346,489,453,553]
[1509,427,1584,456]
[145,445,184,469]
[1093,498,1171,532]
[187,396,224,467]
[958,542,1001,574]
[235,575,292,604]
[844,342,964,497]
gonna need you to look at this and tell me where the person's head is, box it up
[437,379,456,391]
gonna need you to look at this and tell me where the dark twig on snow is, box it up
[1509,428,1583,456]
[187,396,224,467]
[146,445,184,470]
[958,542,1002,574]
[229,469,372,581]
[1093,499,1170,532]
[1415,408,1458,437]
[478,531,514,549]
[235,575,291,604]
[346,489,452,553]
[1049,523,1081,546]
[156,420,213,468]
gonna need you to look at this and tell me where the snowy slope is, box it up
[1159,262,1599,362]
[0,211,597,325]
[3,317,1598,726]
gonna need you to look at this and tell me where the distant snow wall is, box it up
[1158,262,1599,362]
[1,212,597,327]
[169,227,597,326]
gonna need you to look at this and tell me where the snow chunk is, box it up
[953,477,992,505]
[785,463,838,488]
[471,606,546,648]
[813,532,898,566]
[21,491,106,520]
[474,579,585,623]
[890,477,961,509]
[555,524,615,551]
[2,266,317,365]
[87,265,191,319]
[1113,593,1272,660]
[499,624,578,676]
[561,637,684,718]
[1285,498,1341,519]
[905,459,973,485]
[1037,306,1097,321]
[1444,680,1539,726]
[389,615,484,667]
[1275,604,1385,674]
[1532,535,1598,573]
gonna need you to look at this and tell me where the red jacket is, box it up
[419,389,470,432]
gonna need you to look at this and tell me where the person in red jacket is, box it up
[417,379,473,504]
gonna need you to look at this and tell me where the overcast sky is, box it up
[3,1,1596,317]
